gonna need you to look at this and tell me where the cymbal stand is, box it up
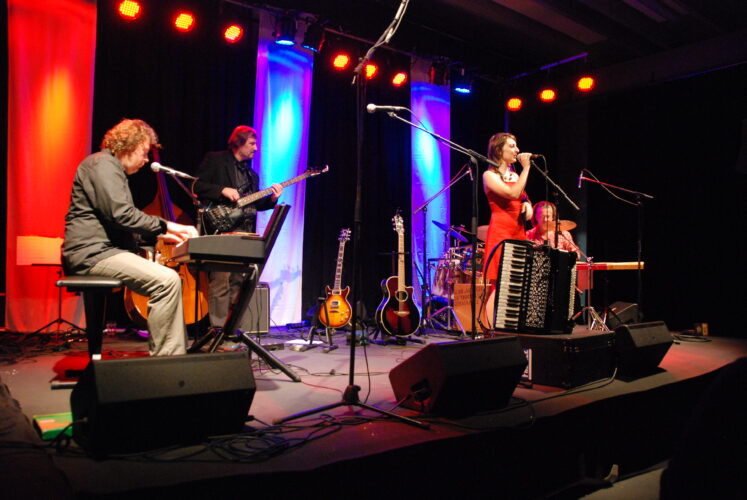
[423,252,465,335]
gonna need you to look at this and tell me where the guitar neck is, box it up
[333,241,346,291]
[235,171,312,208]
[397,231,406,292]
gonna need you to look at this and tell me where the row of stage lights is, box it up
[116,1,597,102]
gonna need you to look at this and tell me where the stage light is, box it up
[453,68,473,94]
[274,13,296,46]
[117,0,141,20]
[224,24,243,43]
[174,12,195,32]
[332,53,350,70]
[392,71,408,87]
[365,63,378,80]
[577,76,595,92]
[429,59,448,86]
[506,97,523,111]
[301,21,325,53]
[539,88,557,102]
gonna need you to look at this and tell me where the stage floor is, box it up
[1,325,744,499]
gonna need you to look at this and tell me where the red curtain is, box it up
[6,0,97,332]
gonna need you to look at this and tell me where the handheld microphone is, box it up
[528,153,543,159]
[151,162,197,180]
[577,170,584,188]
[366,103,407,113]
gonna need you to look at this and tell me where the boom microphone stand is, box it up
[275,0,427,428]
[579,171,653,321]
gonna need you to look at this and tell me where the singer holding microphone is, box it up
[482,132,533,281]
[61,119,199,356]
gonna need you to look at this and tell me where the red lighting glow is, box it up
[577,76,595,92]
[506,97,523,111]
[332,53,350,70]
[174,12,195,32]
[118,0,141,20]
[539,88,556,102]
[365,63,378,79]
[224,25,243,43]
[391,72,408,87]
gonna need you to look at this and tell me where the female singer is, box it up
[482,132,533,281]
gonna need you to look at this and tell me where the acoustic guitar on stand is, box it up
[318,228,352,329]
[375,213,421,337]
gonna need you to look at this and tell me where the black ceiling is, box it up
[253,0,747,83]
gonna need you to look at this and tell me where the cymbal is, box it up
[476,225,488,242]
[431,220,468,243]
[539,220,577,232]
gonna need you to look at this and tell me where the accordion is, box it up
[491,239,577,334]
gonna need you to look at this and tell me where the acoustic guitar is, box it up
[318,228,352,329]
[202,166,328,233]
[375,214,420,337]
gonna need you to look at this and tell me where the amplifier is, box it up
[238,282,270,334]
[496,331,615,388]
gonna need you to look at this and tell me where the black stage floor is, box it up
[0,325,744,499]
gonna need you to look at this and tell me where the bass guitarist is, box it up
[194,125,283,330]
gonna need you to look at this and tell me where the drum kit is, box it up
[429,221,483,299]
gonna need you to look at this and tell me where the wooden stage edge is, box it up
[1,328,745,499]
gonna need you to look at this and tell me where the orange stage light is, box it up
[365,63,378,79]
[391,72,408,87]
[506,97,523,111]
[224,25,243,43]
[539,88,556,102]
[332,53,350,70]
[174,12,195,32]
[577,76,595,92]
[118,0,141,20]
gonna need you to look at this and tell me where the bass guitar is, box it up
[375,214,420,336]
[202,165,328,233]
[318,228,352,329]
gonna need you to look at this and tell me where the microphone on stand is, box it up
[151,162,197,180]
[577,170,584,188]
[366,103,407,113]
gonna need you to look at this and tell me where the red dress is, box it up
[482,183,527,281]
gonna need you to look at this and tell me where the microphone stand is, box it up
[275,1,427,429]
[579,174,653,322]
[379,110,502,339]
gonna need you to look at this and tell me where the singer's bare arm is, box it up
[482,152,532,200]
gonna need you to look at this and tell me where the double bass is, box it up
[123,153,208,328]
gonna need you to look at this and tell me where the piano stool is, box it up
[56,276,124,361]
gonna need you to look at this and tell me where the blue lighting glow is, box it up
[275,39,295,46]
[254,27,313,323]
[411,82,451,307]
[454,87,471,94]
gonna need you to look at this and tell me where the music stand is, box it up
[18,236,85,337]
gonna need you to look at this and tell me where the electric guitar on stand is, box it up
[202,166,328,234]
[375,213,420,337]
[319,228,352,329]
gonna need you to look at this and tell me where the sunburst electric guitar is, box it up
[375,214,420,336]
[319,228,353,329]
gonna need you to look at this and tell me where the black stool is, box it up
[56,276,123,360]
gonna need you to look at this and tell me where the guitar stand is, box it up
[295,296,338,353]
[369,324,424,346]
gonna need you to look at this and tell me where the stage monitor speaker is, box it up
[614,321,672,378]
[238,282,270,334]
[389,336,527,417]
[70,352,255,456]
[606,301,640,329]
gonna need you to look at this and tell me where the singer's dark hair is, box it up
[228,125,258,151]
[487,132,516,165]
[101,119,159,157]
